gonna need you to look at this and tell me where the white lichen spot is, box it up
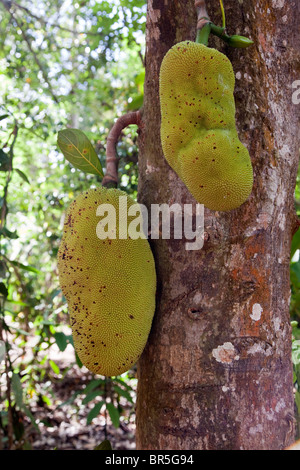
[273,316,281,332]
[250,303,263,321]
[146,160,160,174]
[247,343,263,355]
[235,71,242,80]
[212,342,239,364]
[222,386,229,392]
[249,424,263,435]
[272,0,285,8]
[244,72,253,82]
[193,292,202,304]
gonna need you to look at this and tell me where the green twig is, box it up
[219,0,226,30]
[210,23,254,48]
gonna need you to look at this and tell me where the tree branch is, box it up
[102,111,142,187]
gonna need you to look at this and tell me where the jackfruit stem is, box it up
[195,0,210,26]
[102,110,142,188]
[195,0,211,45]
[196,22,211,46]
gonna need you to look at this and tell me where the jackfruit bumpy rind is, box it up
[57,187,156,377]
[159,40,253,211]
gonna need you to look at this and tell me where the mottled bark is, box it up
[136,0,300,450]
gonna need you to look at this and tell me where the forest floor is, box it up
[5,337,136,451]
[26,365,136,450]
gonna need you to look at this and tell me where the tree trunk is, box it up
[136,0,300,450]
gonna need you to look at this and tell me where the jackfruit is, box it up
[159,40,253,211]
[57,187,156,377]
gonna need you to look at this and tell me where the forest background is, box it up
[0,0,299,450]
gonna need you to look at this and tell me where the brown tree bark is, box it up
[135,0,300,450]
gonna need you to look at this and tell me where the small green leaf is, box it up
[54,332,68,351]
[94,439,113,450]
[75,351,83,368]
[57,128,104,177]
[113,384,133,403]
[0,340,5,362]
[49,360,60,375]
[81,378,105,395]
[128,94,143,111]
[22,404,39,431]
[82,390,104,404]
[86,401,105,425]
[0,149,10,171]
[291,228,300,258]
[14,168,30,184]
[11,373,23,407]
[0,227,18,239]
[0,282,8,297]
[0,114,9,121]
[9,260,40,273]
[106,402,120,428]
[295,390,300,413]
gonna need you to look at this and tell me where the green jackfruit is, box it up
[159,40,253,211]
[58,187,156,377]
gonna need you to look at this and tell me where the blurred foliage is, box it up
[0,0,144,449]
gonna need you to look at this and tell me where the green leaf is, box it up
[9,260,40,274]
[54,332,68,351]
[94,439,113,450]
[58,390,81,408]
[22,404,39,431]
[14,168,30,184]
[9,326,31,336]
[11,373,23,407]
[86,401,105,425]
[75,351,83,368]
[49,359,60,375]
[127,94,143,111]
[0,114,9,121]
[106,402,120,428]
[81,378,105,395]
[0,227,18,239]
[113,384,133,403]
[295,390,300,413]
[291,228,300,258]
[0,282,8,297]
[0,149,10,171]
[0,340,5,362]
[82,389,104,404]
[57,128,104,177]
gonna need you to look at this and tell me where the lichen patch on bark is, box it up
[212,342,240,364]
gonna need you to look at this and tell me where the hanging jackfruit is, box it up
[58,187,156,377]
[159,40,253,211]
